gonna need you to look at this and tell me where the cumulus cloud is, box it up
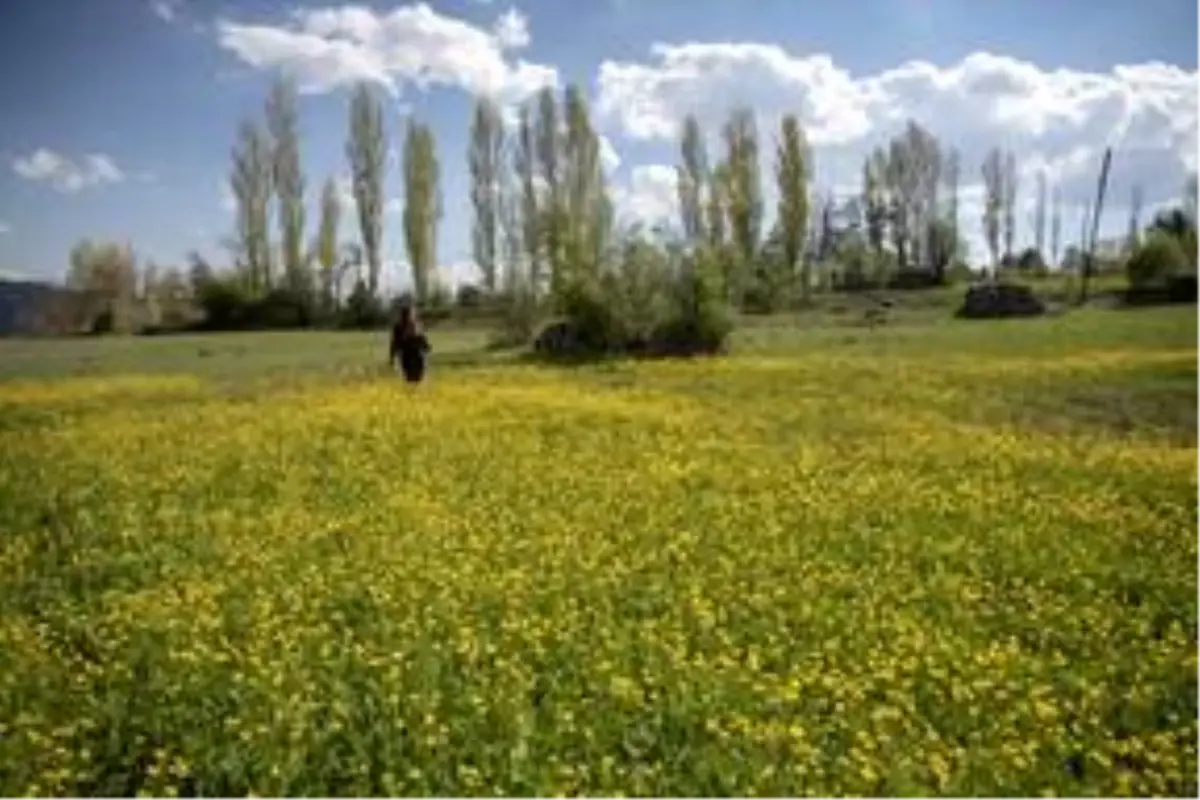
[598,133,622,175]
[596,45,1198,213]
[150,0,181,22]
[12,148,126,193]
[492,8,531,51]
[215,2,556,105]
[611,164,678,227]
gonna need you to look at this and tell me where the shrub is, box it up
[527,240,734,361]
[887,268,942,291]
[1017,247,1049,276]
[955,282,1046,319]
[1127,231,1191,289]
[338,280,389,330]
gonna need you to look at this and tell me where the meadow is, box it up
[0,306,1196,796]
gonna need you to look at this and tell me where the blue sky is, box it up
[0,0,1196,288]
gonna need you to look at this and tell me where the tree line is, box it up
[54,78,1197,340]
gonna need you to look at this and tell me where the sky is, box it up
[0,0,1196,290]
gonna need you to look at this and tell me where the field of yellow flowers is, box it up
[0,310,1195,796]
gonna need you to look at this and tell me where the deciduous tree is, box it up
[774,113,810,301]
[402,117,442,306]
[346,83,386,297]
[469,97,505,293]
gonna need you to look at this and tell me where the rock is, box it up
[955,282,1046,319]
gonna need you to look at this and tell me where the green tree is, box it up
[1050,184,1062,268]
[943,147,961,275]
[230,120,274,294]
[981,147,1004,273]
[676,114,708,246]
[315,176,341,313]
[721,107,763,306]
[534,87,566,299]
[1002,149,1018,262]
[774,113,811,303]
[265,77,307,294]
[65,239,140,333]
[515,104,542,298]
[346,83,386,297]
[862,149,888,264]
[561,85,612,292]
[402,117,442,307]
[469,97,505,293]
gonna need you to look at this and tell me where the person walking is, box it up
[389,302,431,383]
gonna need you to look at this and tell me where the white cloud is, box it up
[595,45,1198,214]
[492,8,530,51]
[150,0,181,22]
[611,164,678,228]
[12,148,126,193]
[215,2,556,106]
[0,221,11,235]
[598,133,622,175]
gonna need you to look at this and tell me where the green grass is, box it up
[0,305,1195,796]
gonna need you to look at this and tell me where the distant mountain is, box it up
[0,279,86,336]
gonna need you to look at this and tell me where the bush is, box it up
[421,281,455,326]
[887,268,942,291]
[338,280,389,330]
[193,276,251,330]
[641,304,732,357]
[1017,247,1049,276]
[528,242,734,361]
[1127,231,1191,289]
[1124,274,1198,306]
[456,283,488,309]
[955,282,1046,319]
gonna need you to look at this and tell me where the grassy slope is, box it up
[0,306,1195,796]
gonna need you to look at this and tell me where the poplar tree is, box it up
[402,118,442,306]
[469,96,505,293]
[346,83,386,297]
[775,113,810,302]
[266,77,306,293]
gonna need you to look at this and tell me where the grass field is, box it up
[0,306,1196,796]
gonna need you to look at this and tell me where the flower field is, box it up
[0,311,1196,796]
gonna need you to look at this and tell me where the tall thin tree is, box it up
[515,104,541,297]
[1002,149,1019,262]
[1126,183,1144,254]
[230,119,274,294]
[346,83,386,297]
[1050,184,1062,268]
[316,176,341,311]
[266,77,306,293]
[469,97,505,293]
[981,147,1004,274]
[402,118,442,306]
[561,85,611,288]
[775,114,810,302]
[1034,169,1048,258]
[722,107,763,305]
[677,114,709,246]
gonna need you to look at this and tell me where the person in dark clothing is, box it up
[389,303,431,383]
